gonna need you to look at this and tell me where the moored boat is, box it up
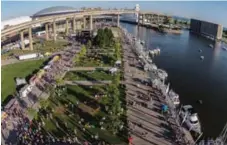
[180,105,202,134]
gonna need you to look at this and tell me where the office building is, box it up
[190,19,223,40]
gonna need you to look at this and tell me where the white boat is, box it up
[222,46,227,51]
[198,49,202,53]
[180,105,202,133]
[209,44,214,48]
[200,56,204,60]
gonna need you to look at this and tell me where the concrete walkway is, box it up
[1,57,44,66]
[65,80,112,86]
[69,67,111,71]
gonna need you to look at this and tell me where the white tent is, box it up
[109,67,118,74]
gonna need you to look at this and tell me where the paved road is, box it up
[1,57,44,66]
[1,47,67,66]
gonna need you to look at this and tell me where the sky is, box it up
[1,1,227,27]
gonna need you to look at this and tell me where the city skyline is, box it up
[2,1,227,27]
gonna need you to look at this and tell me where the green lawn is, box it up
[75,55,113,67]
[34,85,126,144]
[64,70,114,81]
[33,40,69,53]
[1,59,46,102]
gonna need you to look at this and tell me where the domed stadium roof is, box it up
[33,6,79,17]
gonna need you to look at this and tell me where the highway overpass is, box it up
[1,10,136,38]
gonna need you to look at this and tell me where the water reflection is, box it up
[213,41,222,59]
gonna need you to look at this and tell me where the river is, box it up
[121,22,227,138]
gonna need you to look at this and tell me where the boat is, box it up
[200,56,204,60]
[222,46,227,51]
[209,44,214,48]
[198,49,202,53]
[180,105,202,133]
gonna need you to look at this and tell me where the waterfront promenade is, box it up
[123,42,175,145]
[121,28,194,145]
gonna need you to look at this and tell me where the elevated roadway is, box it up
[1,9,135,38]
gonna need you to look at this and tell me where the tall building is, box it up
[190,19,223,40]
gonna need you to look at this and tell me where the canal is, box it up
[121,22,227,138]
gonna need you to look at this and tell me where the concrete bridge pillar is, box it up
[90,15,93,31]
[83,16,86,29]
[117,14,120,27]
[20,31,25,50]
[45,24,49,40]
[53,20,56,41]
[72,17,76,32]
[66,19,69,35]
[28,27,33,50]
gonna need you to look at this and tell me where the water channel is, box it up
[121,22,227,138]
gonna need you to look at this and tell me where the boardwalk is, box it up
[122,39,186,145]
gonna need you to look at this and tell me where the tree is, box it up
[174,19,178,24]
[184,21,188,25]
[86,40,92,49]
[39,98,49,109]
[80,45,87,57]
[55,77,64,86]
[94,28,114,48]
[163,17,172,25]
[112,73,120,86]
[114,42,121,60]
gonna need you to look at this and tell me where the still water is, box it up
[121,22,227,138]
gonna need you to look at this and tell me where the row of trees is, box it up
[174,19,190,25]
[94,28,114,48]
[74,45,87,63]
[105,73,124,134]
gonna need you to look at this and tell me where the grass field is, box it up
[64,70,114,81]
[35,85,126,144]
[1,59,46,102]
[74,55,114,67]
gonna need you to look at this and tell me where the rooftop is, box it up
[33,6,80,17]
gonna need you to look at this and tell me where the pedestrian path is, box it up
[70,67,111,71]
[122,36,183,145]
[65,80,112,86]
